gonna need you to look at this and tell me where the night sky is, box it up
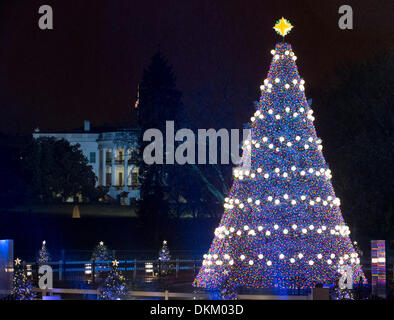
[0,0,393,133]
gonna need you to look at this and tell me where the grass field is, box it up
[7,203,138,218]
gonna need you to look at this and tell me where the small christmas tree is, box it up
[91,241,111,261]
[158,240,171,276]
[99,260,128,300]
[37,240,51,266]
[12,258,35,300]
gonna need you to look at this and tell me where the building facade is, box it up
[33,120,141,203]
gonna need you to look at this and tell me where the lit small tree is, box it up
[99,260,128,300]
[91,241,111,261]
[91,241,112,276]
[12,258,35,300]
[37,240,51,266]
[158,240,171,276]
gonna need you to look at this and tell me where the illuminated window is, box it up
[89,152,96,163]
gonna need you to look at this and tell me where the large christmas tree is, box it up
[194,18,366,289]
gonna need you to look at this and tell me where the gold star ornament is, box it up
[15,258,21,265]
[273,17,294,37]
[112,260,119,267]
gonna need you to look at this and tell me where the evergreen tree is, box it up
[21,137,97,202]
[99,260,128,300]
[158,240,171,276]
[12,258,35,300]
[37,240,50,266]
[194,19,366,290]
[137,51,183,236]
[91,241,111,261]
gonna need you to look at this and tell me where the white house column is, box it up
[101,148,106,186]
[123,146,128,190]
[111,147,116,187]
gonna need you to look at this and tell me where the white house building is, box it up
[33,120,141,203]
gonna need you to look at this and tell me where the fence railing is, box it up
[33,288,312,300]
[27,259,202,282]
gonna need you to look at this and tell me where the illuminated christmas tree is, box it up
[91,241,111,261]
[12,258,35,300]
[193,18,366,289]
[99,260,128,300]
[158,240,171,276]
[37,240,50,266]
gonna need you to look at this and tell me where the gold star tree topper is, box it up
[273,17,294,37]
